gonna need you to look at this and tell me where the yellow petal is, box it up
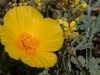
[5,44,23,60]
[64,28,69,31]
[0,26,22,60]
[0,26,18,45]
[71,27,76,30]
[70,21,76,27]
[63,21,69,27]
[79,2,87,12]
[58,19,63,24]
[70,21,76,30]
[20,51,57,68]
[4,6,43,35]
[34,18,64,52]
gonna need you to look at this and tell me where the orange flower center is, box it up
[17,33,40,55]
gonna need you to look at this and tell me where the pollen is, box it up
[17,33,40,55]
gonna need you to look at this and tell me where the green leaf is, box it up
[78,56,85,67]
[68,61,71,72]
[88,57,100,75]
[74,38,93,50]
[70,56,79,66]
[38,69,49,75]
[94,14,100,32]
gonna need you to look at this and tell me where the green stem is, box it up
[65,54,71,75]
[86,48,89,69]
[25,65,31,75]
[62,56,68,74]
[73,54,86,75]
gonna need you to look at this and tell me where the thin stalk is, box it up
[25,65,31,75]
[73,54,86,75]
[88,45,92,69]
[65,54,71,75]
[86,48,89,69]
[62,56,68,74]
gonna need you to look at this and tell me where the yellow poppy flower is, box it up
[63,21,76,31]
[0,6,64,68]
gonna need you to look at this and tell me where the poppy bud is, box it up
[67,49,73,55]
[52,11,58,20]
[57,51,63,56]
[75,10,82,17]
[55,1,62,9]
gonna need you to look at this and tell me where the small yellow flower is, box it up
[63,21,77,39]
[34,0,42,6]
[63,21,77,31]
[79,2,87,12]
[0,6,64,68]
[70,0,80,7]
[62,0,79,7]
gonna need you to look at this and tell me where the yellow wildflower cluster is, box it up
[57,18,79,39]
[34,0,42,6]
[62,0,79,7]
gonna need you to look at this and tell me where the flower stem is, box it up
[25,65,31,75]
[72,54,86,75]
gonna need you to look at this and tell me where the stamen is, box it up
[17,33,40,55]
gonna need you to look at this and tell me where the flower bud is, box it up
[55,1,62,9]
[52,11,58,20]
[75,10,82,17]
[67,49,73,55]
[57,51,63,56]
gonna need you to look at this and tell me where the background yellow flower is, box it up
[0,6,64,68]
[62,0,79,7]
[63,21,76,31]
[63,21,77,39]
[79,2,87,12]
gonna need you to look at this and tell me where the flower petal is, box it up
[0,26,22,60]
[5,44,23,60]
[71,27,76,30]
[4,6,43,35]
[70,21,76,27]
[70,21,76,30]
[63,21,69,27]
[0,26,18,45]
[34,18,64,52]
[20,51,57,68]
